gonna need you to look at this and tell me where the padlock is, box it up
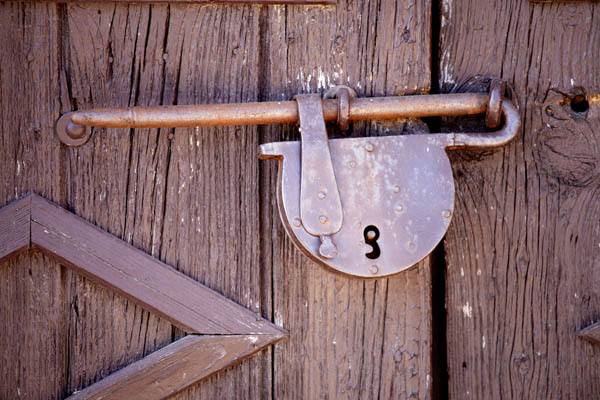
[56,80,520,278]
[259,83,519,277]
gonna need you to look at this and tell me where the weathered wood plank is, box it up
[63,4,175,392]
[29,194,283,336]
[264,1,433,398]
[42,0,335,3]
[0,195,31,261]
[67,334,284,400]
[0,3,70,399]
[154,5,275,399]
[440,1,600,398]
[531,0,598,3]
[0,253,71,400]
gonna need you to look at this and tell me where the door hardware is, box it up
[56,80,520,277]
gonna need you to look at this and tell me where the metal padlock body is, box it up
[260,133,456,278]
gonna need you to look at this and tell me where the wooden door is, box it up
[441,1,600,398]
[0,1,598,399]
[0,1,434,399]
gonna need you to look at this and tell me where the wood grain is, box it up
[0,3,69,399]
[62,4,177,392]
[263,1,433,398]
[2,0,436,399]
[45,0,335,3]
[530,0,598,3]
[67,334,284,400]
[63,3,277,396]
[440,1,600,398]
[28,193,282,336]
[154,5,276,399]
[0,192,285,398]
[0,195,31,261]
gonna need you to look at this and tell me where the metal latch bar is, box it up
[56,91,514,147]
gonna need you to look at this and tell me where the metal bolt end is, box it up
[348,160,357,168]
[393,185,401,193]
[319,215,328,224]
[486,79,505,129]
[395,204,404,213]
[56,112,92,147]
[319,235,338,259]
[369,265,379,275]
[364,142,375,152]
[317,190,327,200]
[442,209,452,218]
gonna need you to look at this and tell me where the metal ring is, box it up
[56,112,92,146]
[324,85,357,132]
[485,79,505,129]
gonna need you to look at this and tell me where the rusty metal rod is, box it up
[69,93,488,128]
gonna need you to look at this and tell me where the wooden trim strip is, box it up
[578,321,600,346]
[29,194,283,336]
[34,0,336,4]
[66,334,283,400]
[0,195,31,262]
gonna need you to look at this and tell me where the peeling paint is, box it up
[462,302,472,318]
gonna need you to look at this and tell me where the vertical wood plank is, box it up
[0,3,69,399]
[64,4,175,393]
[263,1,433,398]
[154,5,272,399]
[440,1,600,398]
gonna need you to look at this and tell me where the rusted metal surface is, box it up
[450,101,520,149]
[56,93,492,146]
[55,112,91,147]
[324,85,357,131]
[485,79,505,129]
[260,96,520,277]
[295,94,343,259]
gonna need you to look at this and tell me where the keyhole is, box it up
[364,225,381,259]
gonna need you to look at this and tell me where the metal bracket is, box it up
[296,95,343,258]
